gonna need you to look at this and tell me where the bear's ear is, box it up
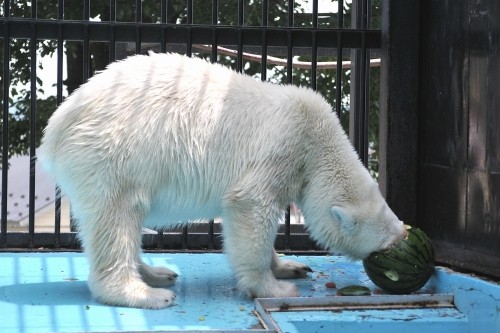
[330,206,353,226]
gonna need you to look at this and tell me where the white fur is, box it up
[38,52,406,309]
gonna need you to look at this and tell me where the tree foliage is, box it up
[1,0,381,175]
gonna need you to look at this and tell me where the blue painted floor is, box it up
[0,252,498,332]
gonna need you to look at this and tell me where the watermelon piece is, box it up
[362,225,435,294]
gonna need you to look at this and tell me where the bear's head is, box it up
[302,181,407,260]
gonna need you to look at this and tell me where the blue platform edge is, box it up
[0,252,498,333]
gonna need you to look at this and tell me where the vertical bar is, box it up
[338,0,345,28]
[54,0,65,248]
[156,229,164,250]
[312,0,318,28]
[286,0,293,84]
[109,0,117,62]
[236,0,243,72]
[161,0,167,24]
[238,0,244,25]
[54,186,61,247]
[359,34,369,165]
[310,0,318,90]
[83,0,90,80]
[349,0,369,165]
[187,0,193,24]
[182,226,188,249]
[211,0,218,62]
[208,219,214,250]
[1,1,10,248]
[260,30,267,81]
[262,0,269,26]
[135,28,141,55]
[310,39,317,91]
[335,34,343,117]
[135,0,142,54]
[32,0,37,17]
[84,0,90,22]
[284,0,295,248]
[136,0,142,22]
[284,207,291,250]
[335,0,344,117]
[186,27,193,57]
[28,4,38,248]
[260,0,268,81]
[286,33,293,84]
[110,0,116,21]
[160,25,166,53]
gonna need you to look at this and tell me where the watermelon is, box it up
[362,225,435,294]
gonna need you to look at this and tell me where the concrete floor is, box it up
[0,252,498,333]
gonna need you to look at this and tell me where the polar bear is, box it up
[38,52,407,309]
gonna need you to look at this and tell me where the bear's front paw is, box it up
[247,280,300,298]
[272,259,313,279]
[93,281,176,309]
[139,264,178,288]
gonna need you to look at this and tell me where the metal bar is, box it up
[211,0,218,62]
[136,0,142,23]
[286,1,294,83]
[311,30,317,90]
[260,29,267,81]
[262,0,268,26]
[260,0,269,81]
[0,1,10,248]
[255,294,456,314]
[187,0,193,24]
[335,31,343,117]
[182,226,188,249]
[32,0,37,18]
[135,26,141,54]
[110,0,116,21]
[349,0,370,165]
[186,27,193,56]
[286,31,293,84]
[312,0,319,28]
[0,21,382,49]
[109,0,117,61]
[356,33,369,165]
[236,0,243,72]
[28,21,37,248]
[338,0,344,28]
[238,0,244,26]
[54,0,64,248]
[54,186,61,248]
[156,230,164,249]
[84,0,90,21]
[208,219,215,250]
[160,0,167,24]
[309,0,318,90]
[284,207,291,250]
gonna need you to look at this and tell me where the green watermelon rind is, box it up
[362,226,436,294]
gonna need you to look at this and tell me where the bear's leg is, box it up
[271,250,313,279]
[81,195,176,309]
[139,260,178,288]
[222,196,299,298]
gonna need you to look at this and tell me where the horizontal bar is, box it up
[256,294,456,313]
[0,232,323,252]
[0,19,381,49]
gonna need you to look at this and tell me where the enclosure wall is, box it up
[418,0,500,277]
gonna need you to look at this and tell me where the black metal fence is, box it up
[0,0,381,251]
